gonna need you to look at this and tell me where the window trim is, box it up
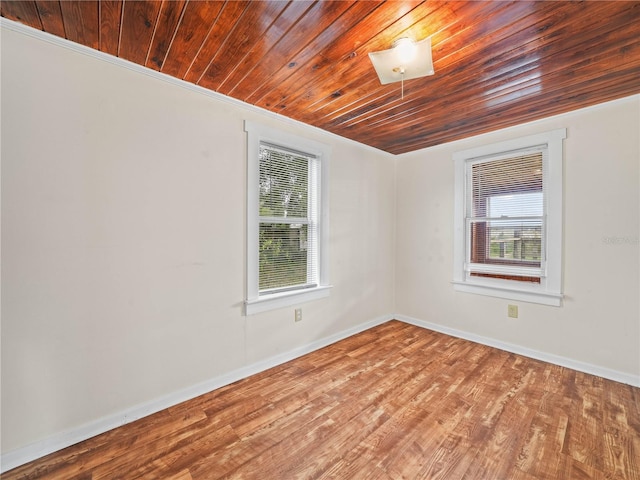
[244,120,331,315]
[452,128,566,306]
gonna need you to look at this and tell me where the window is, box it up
[467,152,544,282]
[453,129,566,306]
[245,121,330,314]
[258,144,317,292]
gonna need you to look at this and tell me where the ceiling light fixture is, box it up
[368,37,434,99]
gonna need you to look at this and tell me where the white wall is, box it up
[0,26,396,456]
[396,95,640,379]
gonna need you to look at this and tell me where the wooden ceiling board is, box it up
[98,1,123,57]
[217,1,321,98]
[181,0,251,84]
[159,1,225,80]
[197,1,293,92]
[59,0,99,49]
[202,2,309,95]
[144,0,186,71]
[236,1,374,103]
[2,0,639,155]
[238,0,357,104]
[118,0,162,65]
[34,1,65,37]
[1,0,42,29]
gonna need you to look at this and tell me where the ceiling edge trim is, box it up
[393,93,640,160]
[0,17,394,158]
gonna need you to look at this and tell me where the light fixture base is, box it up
[368,37,434,85]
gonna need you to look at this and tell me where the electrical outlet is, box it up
[295,308,302,322]
[508,304,518,319]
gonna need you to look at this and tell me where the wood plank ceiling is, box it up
[2,1,639,155]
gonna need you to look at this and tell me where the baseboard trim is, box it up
[0,314,393,473]
[4,312,637,472]
[395,314,640,388]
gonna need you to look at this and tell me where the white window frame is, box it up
[453,128,566,306]
[245,120,331,315]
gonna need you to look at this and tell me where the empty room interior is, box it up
[1,1,639,479]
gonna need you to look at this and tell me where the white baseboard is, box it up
[0,314,393,473]
[4,312,637,473]
[395,314,640,388]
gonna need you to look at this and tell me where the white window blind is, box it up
[258,143,319,294]
[465,148,546,281]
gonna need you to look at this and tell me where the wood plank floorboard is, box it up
[4,320,640,479]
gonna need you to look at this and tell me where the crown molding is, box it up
[0,17,391,158]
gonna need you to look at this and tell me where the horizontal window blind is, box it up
[258,143,318,293]
[465,150,545,279]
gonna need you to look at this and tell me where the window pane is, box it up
[485,219,542,262]
[488,192,542,217]
[259,146,308,218]
[259,223,309,291]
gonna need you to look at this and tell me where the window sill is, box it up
[245,285,332,315]
[452,280,562,306]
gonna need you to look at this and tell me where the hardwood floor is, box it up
[4,320,640,479]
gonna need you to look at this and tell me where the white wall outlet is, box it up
[508,304,518,318]
[295,308,302,322]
